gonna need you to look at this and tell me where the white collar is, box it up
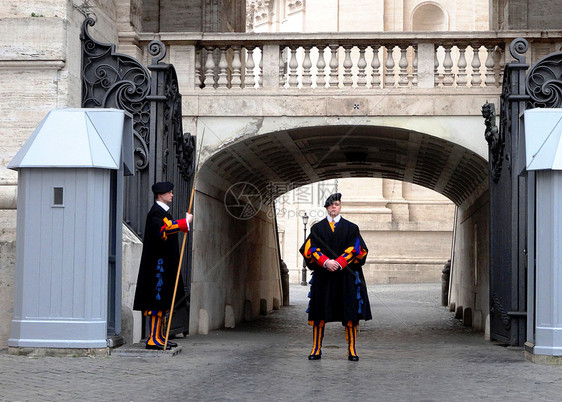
[327,214,341,223]
[156,201,170,212]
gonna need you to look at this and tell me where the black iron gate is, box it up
[485,39,529,346]
[80,18,195,337]
[486,38,562,346]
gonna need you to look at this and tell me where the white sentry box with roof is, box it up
[7,108,133,349]
[524,108,562,357]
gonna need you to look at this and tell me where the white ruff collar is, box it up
[327,214,341,223]
[156,201,170,212]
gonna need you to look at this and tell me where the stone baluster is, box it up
[484,45,496,87]
[398,45,408,87]
[384,45,396,88]
[231,46,242,88]
[342,45,353,87]
[245,46,256,89]
[288,46,299,88]
[371,45,381,88]
[316,45,327,88]
[357,45,367,87]
[328,44,339,88]
[302,45,313,88]
[259,50,263,87]
[434,45,441,86]
[411,45,418,86]
[217,46,229,88]
[494,46,504,85]
[195,48,203,88]
[456,45,468,87]
[204,46,216,89]
[279,47,287,87]
[442,45,454,86]
[471,44,482,87]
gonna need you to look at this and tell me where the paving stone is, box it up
[1,283,561,401]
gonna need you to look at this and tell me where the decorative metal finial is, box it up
[73,0,96,21]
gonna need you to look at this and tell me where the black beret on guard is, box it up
[324,193,342,207]
[152,181,174,195]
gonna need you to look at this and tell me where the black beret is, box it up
[152,181,174,195]
[324,193,342,207]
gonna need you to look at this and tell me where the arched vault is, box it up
[201,125,488,207]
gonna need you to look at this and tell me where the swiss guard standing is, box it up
[299,193,372,361]
[133,181,193,350]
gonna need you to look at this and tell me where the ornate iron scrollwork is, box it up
[526,49,562,108]
[81,17,151,171]
[81,18,195,239]
[490,292,512,330]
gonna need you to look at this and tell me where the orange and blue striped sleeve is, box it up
[160,217,189,240]
[302,238,329,267]
[335,237,367,268]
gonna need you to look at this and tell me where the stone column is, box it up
[383,178,409,223]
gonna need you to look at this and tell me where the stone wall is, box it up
[448,191,490,334]
[121,225,143,345]
[189,183,283,334]
[0,241,15,348]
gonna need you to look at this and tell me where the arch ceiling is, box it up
[201,125,488,206]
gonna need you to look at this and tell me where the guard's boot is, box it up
[308,321,325,360]
[346,321,359,361]
[145,310,171,350]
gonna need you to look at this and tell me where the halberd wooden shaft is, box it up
[164,129,203,349]
[164,227,188,350]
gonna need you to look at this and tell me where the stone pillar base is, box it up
[8,346,109,357]
[525,342,562,365]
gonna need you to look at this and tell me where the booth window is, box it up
[53,187,64,207]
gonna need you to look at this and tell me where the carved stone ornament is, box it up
[482,101,503,183]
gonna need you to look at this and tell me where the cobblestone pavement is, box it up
[1,283,561,401]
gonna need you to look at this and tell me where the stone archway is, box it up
[188,123,489,334]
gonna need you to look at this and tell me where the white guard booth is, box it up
[524,108,562,357]
[7,108,133,349]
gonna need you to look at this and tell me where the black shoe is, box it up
[165,340,178,348]
[146,344,172,351]
[308,354,322,360]
[348,355,359,361]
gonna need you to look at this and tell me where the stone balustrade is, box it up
[145,31,562,93]
[198,41,502,90]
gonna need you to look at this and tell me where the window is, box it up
[53,187,64,207]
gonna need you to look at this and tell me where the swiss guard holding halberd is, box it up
[133,181,193,350]
[299,193,372,361]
